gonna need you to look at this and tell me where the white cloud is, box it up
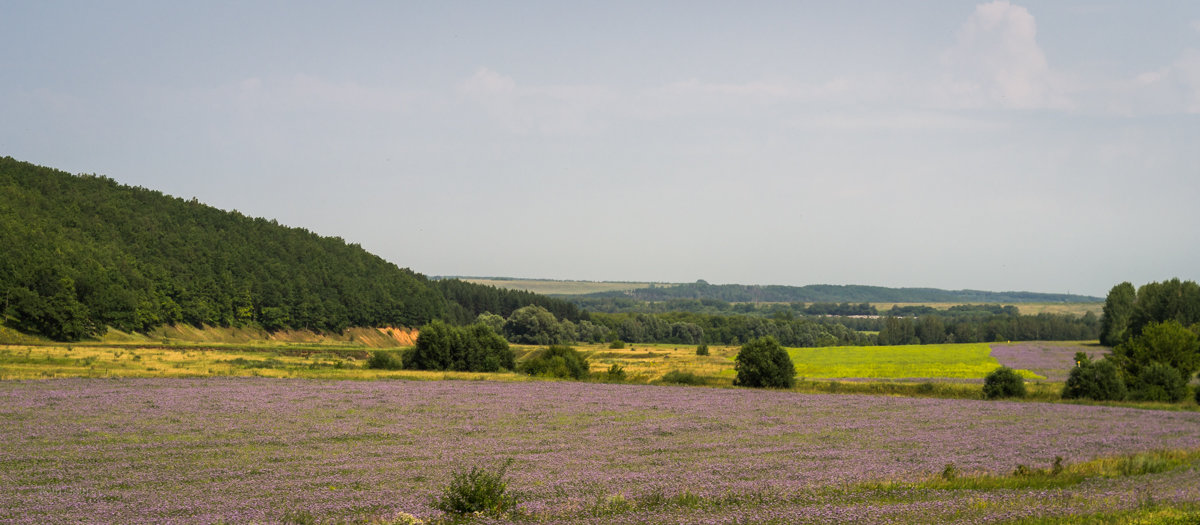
[1120,49,1200,114]
[458,68,516,98]
[940,1,1070,109]
[456,67,615,135]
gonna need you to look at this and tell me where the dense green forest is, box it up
[0,157,579,341]
[568,280,1100,304]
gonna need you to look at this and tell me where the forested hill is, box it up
[574,281,1101,304]
[0,157,581,341]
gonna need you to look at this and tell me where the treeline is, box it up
[571,297,879,317]
[467,305,1095,348]
[436,278,587,325]
[876,313,1099,345]
[588,312,869,347]
[0,158,579,341]
[573,280,1100,304]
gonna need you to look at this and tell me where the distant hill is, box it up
[0,157,580,341]
[583,281,1101,303]
[452,277,674,296]
[473,278,1101,304]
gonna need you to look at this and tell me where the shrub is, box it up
[1129,362,1189,403]
[366,351,404,370]
[734,336,795,389]
[1062,354,1126,401]
[941,463,958,481]
[659,370,706,385]
[695,343,709,356]
[405,320,514,373]
[608,340,625,349]
[604,363,626,381]
[519,345,589,380]
[433,459,519,517]
[1113,320,1200,378]
[982,366,1026,399]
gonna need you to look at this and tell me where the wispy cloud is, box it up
[938,1,1071,110]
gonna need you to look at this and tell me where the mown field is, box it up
[3,378,1200,524]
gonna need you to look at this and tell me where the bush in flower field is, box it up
[1129,362,1189,403]
[519,345,589,379]
[366,351,404,370]
[734,336,795,389]
[1062,353,1126,401]
[660,370,706,385]
[982,366,1026,399]
[433,459,519,517]
[405,320,514,373]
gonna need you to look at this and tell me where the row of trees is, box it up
[589,312,869,347]
[876,313,1099,345]
[463,307,1096,349]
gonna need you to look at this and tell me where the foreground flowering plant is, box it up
[1,377,1197,524]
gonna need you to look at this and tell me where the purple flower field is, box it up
[990,343,1111,381]
[1,378,1198,524]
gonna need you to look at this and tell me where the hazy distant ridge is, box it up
[587,281,1100,303]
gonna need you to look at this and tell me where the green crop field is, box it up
[788,343,1039,380]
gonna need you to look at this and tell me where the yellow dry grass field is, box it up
[98,324,417,347]
[0,344,529,382]
[574,342,740,384]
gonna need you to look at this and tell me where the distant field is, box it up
[3,341,1072,384]
[869,302,1103,316]
[787,343,1039,380]
[458,278,676,295]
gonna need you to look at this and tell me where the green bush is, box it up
[405,320,514,373]
[604,363,626,381]
[734,336,795,389]
[519,345,589,380]
[1062,353,1126,401]
[608,340,625,349]
[982,366,1026,399]
[659,370,706,385]
[695,343,709,356]
[1129,362,1189,403]
[433,459,520,517]
[366,351,404,370]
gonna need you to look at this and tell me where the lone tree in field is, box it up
[983,366,1026,399]
[734,336,795,389]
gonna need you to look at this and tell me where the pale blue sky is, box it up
[3,1,1199,296]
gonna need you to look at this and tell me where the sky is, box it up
[3,1,1198,297]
